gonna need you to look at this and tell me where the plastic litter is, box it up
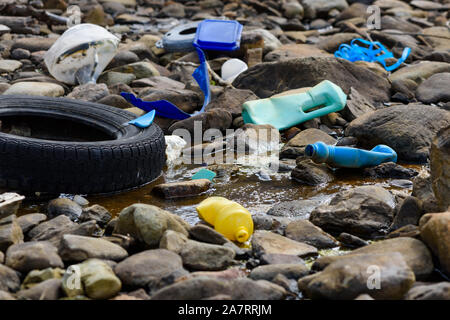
[155,21,200,52]
[0,192,25,219]
[122,19,243,120]
[305,141,397,168]
[242,80,347,131]
[334,38,411,72]
[165,135,187,165]
[127,110,155,128]
[44,23,120,85]
[221,58,248,83]
[192,168,216,181]
[196,196,253,243]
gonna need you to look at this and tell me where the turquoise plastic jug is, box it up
[305,141,397,168]
[242,80,347,130]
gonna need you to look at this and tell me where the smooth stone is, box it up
[3,82,64,97]
[16,278,62,300]
[390,196,423,231]
[285,220,339,249]
[67,83,109,102]
[159,230,188,254]
[179,240,236,271]
[22,267,64,289]
[430,125,450,211]
[281,128,336,159]
[107,61,160,79]
[291,159,335,185]
[266,199,322,220]
[189,224,228,245]
[16,214,47,234]
[405,282,450,300]
[0,264,20,292]
[0,60,22,72]
[98,71,136,86]
[416,72,450,104]
[0,215,23,252]
[152,179,212,199]
[78,205,111,227]
[249,263,309,281]
[47,198,82,221]
[205,86,259,118]
[341,87,376,122]
[259,253,305,265]
[336,232,368,249]
[389,61,450,84]
[264,44,331,62]
[363,162,418,179]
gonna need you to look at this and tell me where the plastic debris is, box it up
[127,110,155,128]
[242,80,347,130]
[0,192,25,219]
[192,168,216,181]
[196,196,253,243]
[155,21,200,52]
[122,19,243,120]
[305,141,397,168]
[165,135,187,165]
[44,24,120,85]
[221,58,248,83]
[334,38,411,72]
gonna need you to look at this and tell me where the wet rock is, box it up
[252,214,291,235]
[299,252,415,300]
[47,198,82,221]
[419,211,450,276]
[251,230,318,258]
[152,179,211,199]
[206,87,259,118]
[249,263,309,281]
[22,268,64,289]
[313,237,434,280]
[114,249,187,289]
[179,240,236,271]
[266,199,322,220]
[430,126,450,211]
[336,232,368,249]
[405,282,450,300]
[234,57,390,103]
[58,234,129,263]
[281,128,336,158]
[291,159,335,185]
[3,82,64,97]
[412,171,440,213]
[16,213,47,234]
[17,278,62,300]
[390,196,423,231]
[67,83,109,102]
[168,109,233,137]
[64,259,122,300]
[0,264,20,293]
[341,87,376,122]
[79,205,111,227]
[416,73,450,104]
[5,241,63,273]
[189,224,228,245]
[159,230,188,254]
[231,123,280,153]
[0,215,23,252]
[389,61,450,84]
[285,220,338,249]
[310,186,396,238]
[346,104,450,162]
[114,204,190,247]
[363,162,418,179]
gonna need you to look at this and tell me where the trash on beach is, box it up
[192,168,217,182]
[242,80,347,131]
[122,19,243,120]
[155,21,200,52]
[334,38,411,72]
[221,58,248,83]
[165,135,187,165]
[127,110,156,128]
[0,192,25,219]
[44,23,120,85]
[305,141,397,168]
[196,196,253,243]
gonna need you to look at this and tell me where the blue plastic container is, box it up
[194,20,243,51]
[305,141,397,168]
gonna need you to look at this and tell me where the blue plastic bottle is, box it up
[305,141,397,168]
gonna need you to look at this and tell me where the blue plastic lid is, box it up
[194,20,243,51]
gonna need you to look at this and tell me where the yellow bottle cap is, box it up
[235,228,249,243]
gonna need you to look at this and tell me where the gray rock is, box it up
[310,186,396,238]
[249,263,309,281]
[47,198,82,221]
[0,59,22,73]
[3,82,64,97]
[99,71,136,86]
[390,196,423,231]
[285,220,338,249]
[114,204,190,247]
[301,0,349,19]
[389,61,450,84]
[0,290,15,300]
[180,240,236,271]
[312,237,434,280]
[97,94,132,109]
[17,278,62,300]
[299,252,415,300]
[281,128,337,159]
[5,241,63,273]
[206,87,259,118]
[79,205,111,227]
[0,264,20,292]
[430,125,450,211]
[346,104,450,162]
[16,213,47,234]
[342,87,376,122]
[230,278,286,300]
[189,224,228,245]
[58,234,129,262]
[0,215,23,252]
[114,249,187,288]
[291,159,335,185]
[107,50,140,69]
[168,109,233,137]
[67,83,110,102]
[336,232,368,249]
[416,73,450,104]
[140,88,201,114]
[159,230,188,254]
[405,282,450,300]
[152,179,211,199]
[22,268,64,290]
[260,253,305,265]
[107,61,160,79]
[11,37,56,52]
[11,48,30,60]
[412,171,440,213]
[233,57,390,104]
[251,230,317,258]
[363,162,418,179]
[266,199,322,220]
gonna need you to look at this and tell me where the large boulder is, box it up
[233,57,391,103]
[309,186,396,238]
[114,204,190,247]
[419,211,450,276]
[298,252,415,299]
[430,126,450,211]
[345,104,450,162]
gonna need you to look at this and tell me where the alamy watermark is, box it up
[367,265,381,290]
[366,5,381,30]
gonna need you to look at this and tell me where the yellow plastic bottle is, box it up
[196,197,254,243]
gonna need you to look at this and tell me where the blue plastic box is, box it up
[194,20,243,51]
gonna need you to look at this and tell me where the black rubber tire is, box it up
[0,95,166,195]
